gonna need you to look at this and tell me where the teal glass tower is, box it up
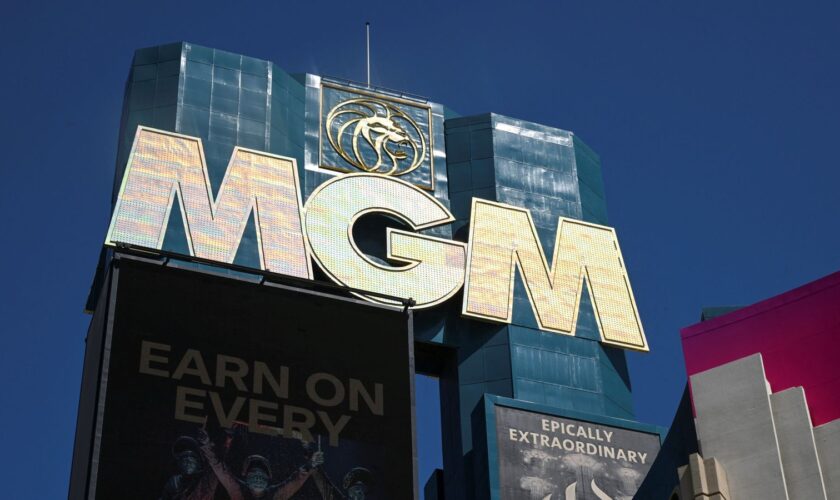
[107,42,650,500]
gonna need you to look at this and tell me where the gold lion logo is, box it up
[325,98,426,176]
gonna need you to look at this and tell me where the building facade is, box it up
[638,271,840,499]
[681,271,840,499]
[74,42,663,500]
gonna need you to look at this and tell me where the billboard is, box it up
[72,255,416,499]
[494,405,660,500]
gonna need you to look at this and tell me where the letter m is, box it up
[106,127,311,278]
[463,199,647,351]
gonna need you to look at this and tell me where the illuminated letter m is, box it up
[106,127,311,279]
[463,199,648,351]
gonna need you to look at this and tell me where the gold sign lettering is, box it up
[462,199,647,351]
[304,174,466,308]
[106,128,647,352]
[106,127,311,279]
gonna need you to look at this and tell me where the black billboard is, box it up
[495,405,660,500]
[71,255,416,499]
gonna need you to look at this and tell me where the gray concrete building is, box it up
[688,354,838,499]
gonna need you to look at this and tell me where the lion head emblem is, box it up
[325,98,426,176]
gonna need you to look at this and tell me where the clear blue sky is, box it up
[1,1,839,498]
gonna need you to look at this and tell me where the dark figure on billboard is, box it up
[198,428,325,500]
[342,467,374,500]
[300,439,346,499]
[159,436,219,500]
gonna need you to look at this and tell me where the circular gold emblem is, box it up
[326,98,426,176]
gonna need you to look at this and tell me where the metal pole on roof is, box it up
[366,22,371,88]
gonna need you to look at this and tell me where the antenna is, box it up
[366,22,371,88]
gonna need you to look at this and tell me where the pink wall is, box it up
[681,271,840,426]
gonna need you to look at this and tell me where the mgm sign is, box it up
[105,125,647,352]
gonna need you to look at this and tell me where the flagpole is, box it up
[366,22,371,88]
